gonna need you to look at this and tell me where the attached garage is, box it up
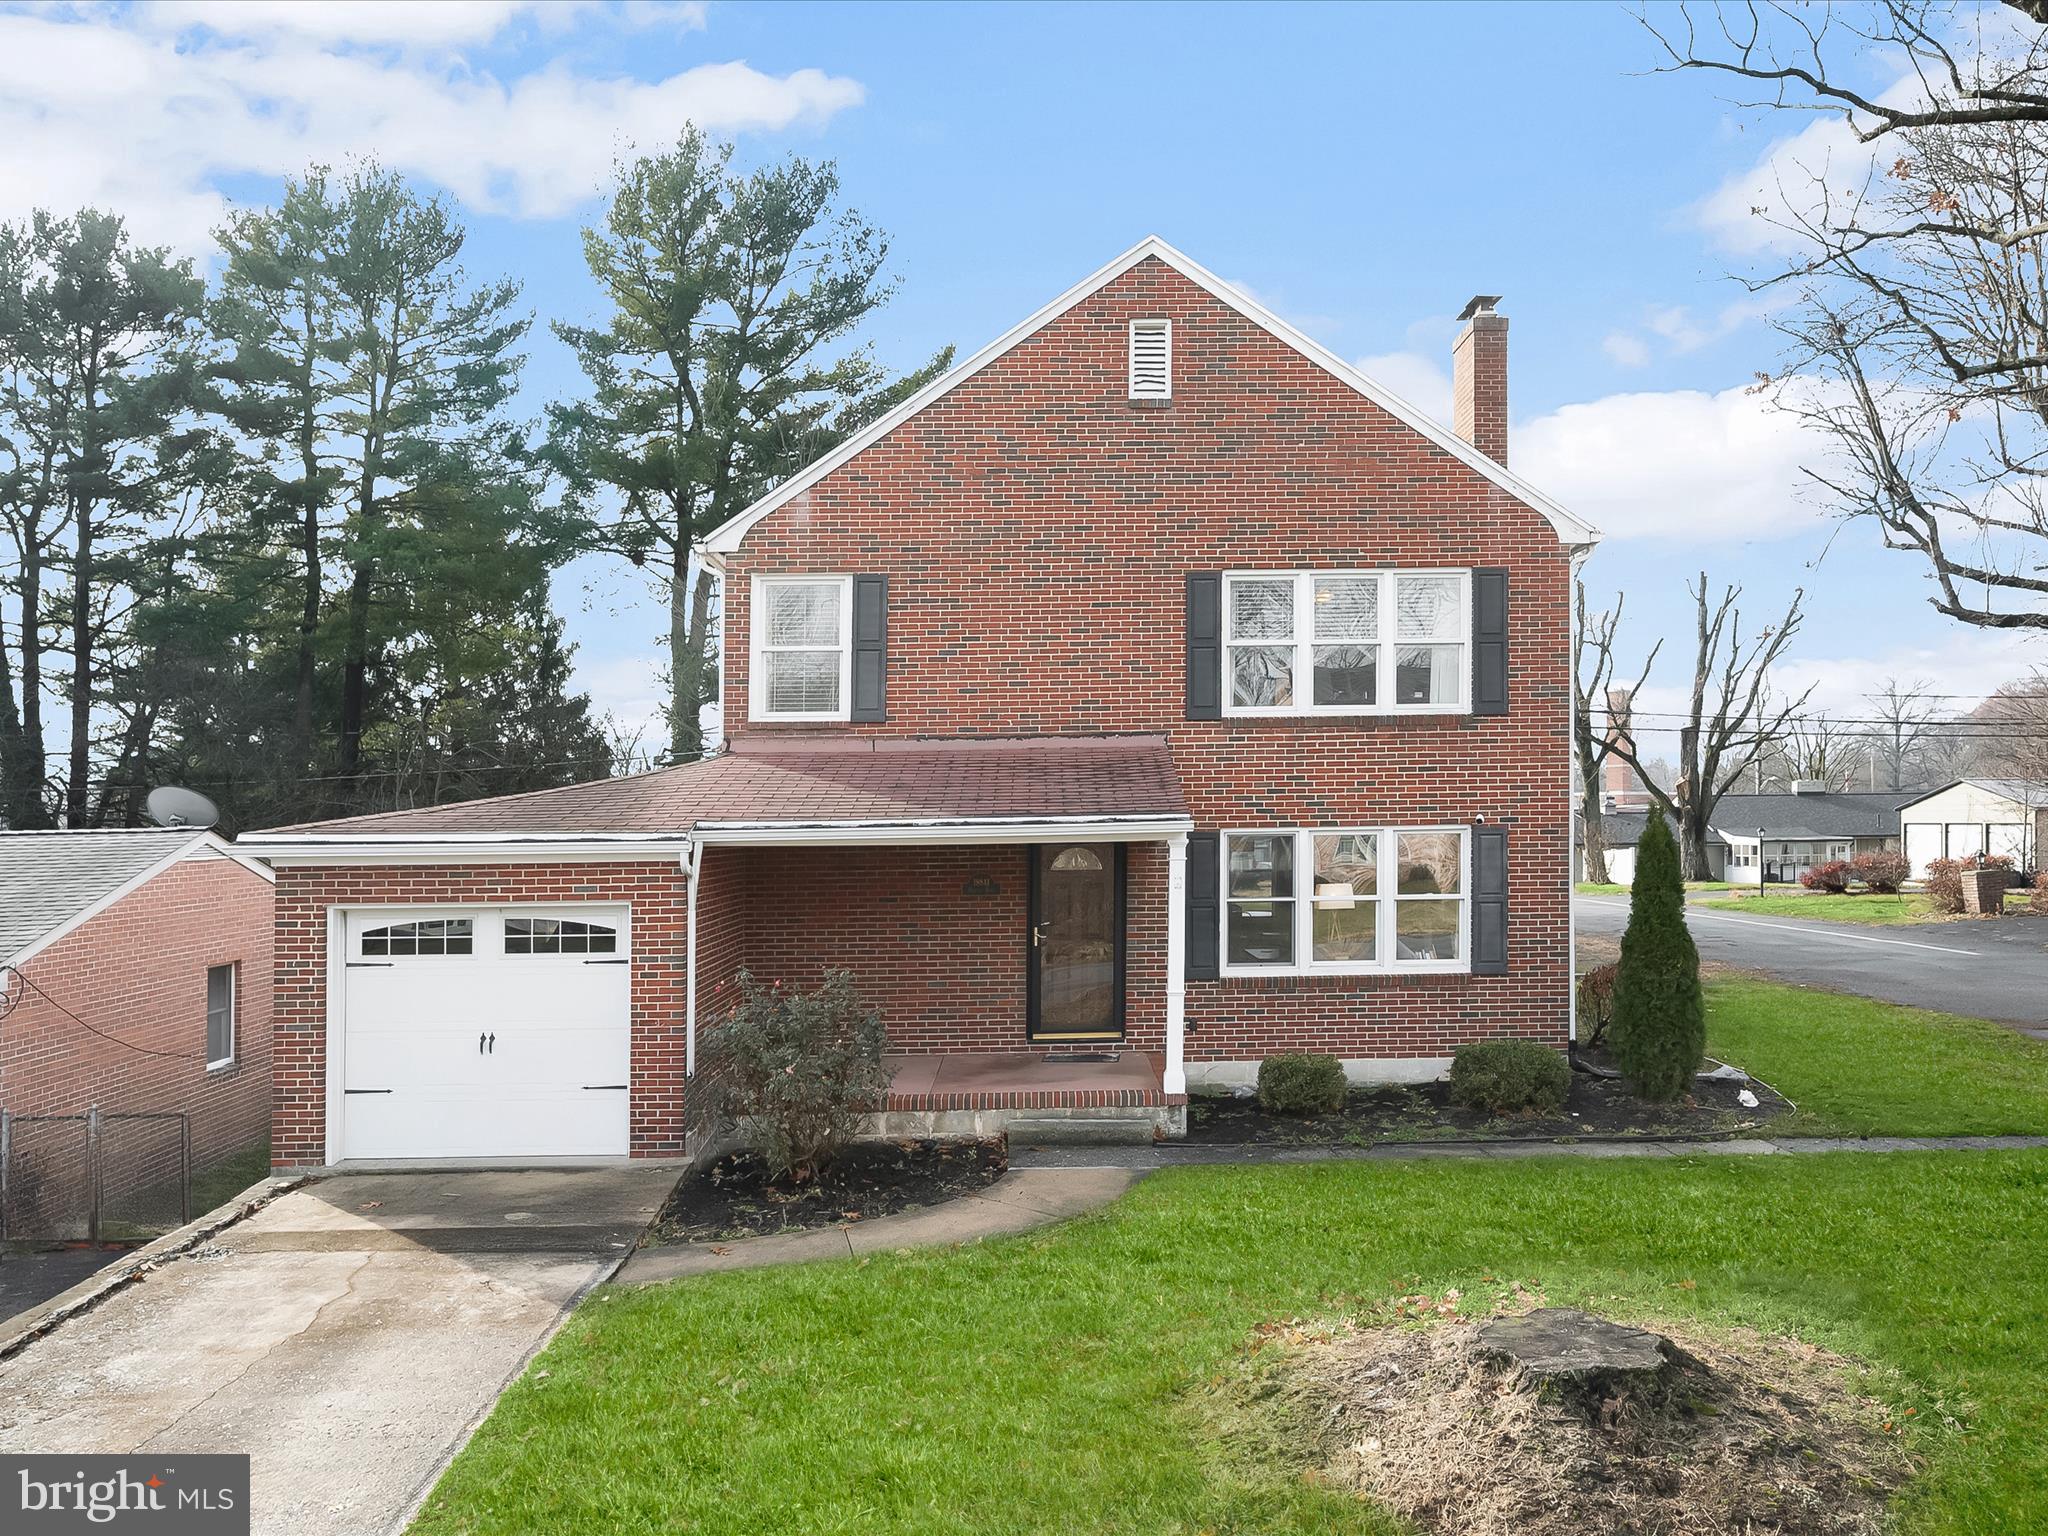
[333,906,633,1161]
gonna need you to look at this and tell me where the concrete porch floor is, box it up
[883,1050,1176,1111]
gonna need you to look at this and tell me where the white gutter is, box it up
[690,814,1194,847]
[683,838,702,1080]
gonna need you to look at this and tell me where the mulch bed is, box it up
[1207,1309,1918,1536]
[1187,1064,1788,1147]
[650,1137,1008,1244]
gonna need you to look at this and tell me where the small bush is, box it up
[705,969,889,1184]
[1256,1053,1347,1115]
[1577,961,1620,1050]
[1448,1039,1571,1116]
[1801,859,1852,894]
[1850,849,1911,894]
[2031,872,2048,915]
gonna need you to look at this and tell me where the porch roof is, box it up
[252,734,1190,849]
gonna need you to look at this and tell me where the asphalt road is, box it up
[1574,896,2048,1035]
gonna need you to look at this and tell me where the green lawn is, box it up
[1704,978,2048,1136]
[190,1140,272,1216]
[412,1153,2048,1536]
[1702,891,1941,925]
[1575,880,1793,895]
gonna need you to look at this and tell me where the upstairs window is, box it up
[751,575,852,721]
[1128,319,1172,400]
[1223,570,1470,716]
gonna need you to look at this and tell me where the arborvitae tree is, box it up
[1608,813,1705,1102]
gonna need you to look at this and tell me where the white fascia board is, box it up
[691,814,1195,847]
[240,833,697,866]
[699,234,1602,563]
[186,830,278,884]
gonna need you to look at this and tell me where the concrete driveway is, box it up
[0,1164,680,1536]
[1576,895,2048,1034]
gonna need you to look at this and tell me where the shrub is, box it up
[1850,849,1911,894]
[1256,1053,1347,1115]
[1577,961,1620,1050]
[1609,814,1706,1102]
[2032,872,2048,915]
[1448,1039,1571,1116]
[704,969,889,1184]
[1925,854,2013,914]
[1801,859,1852,894]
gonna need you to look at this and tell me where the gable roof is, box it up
[1579,808,1727,852]
[1897,778,2048,812]
[1706,790,1927,841]
[0,829,271,969]
[700,236,1603,561]
[246,735,1189,846]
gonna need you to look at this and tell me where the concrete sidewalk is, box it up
[1011,1133,2048,1169]
[619,1167,1144,1284]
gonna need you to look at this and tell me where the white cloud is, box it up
[1354,350,1453,424]
[1513,382,1832,542]
[0,8,860,256]
[1602,332,1651,369]
[1772,628,2046,723]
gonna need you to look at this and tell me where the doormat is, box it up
[1042,1050,1121,1063]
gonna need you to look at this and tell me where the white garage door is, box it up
[339,907,631,1160]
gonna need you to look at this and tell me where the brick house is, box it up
[0,829,275,1234]
[241,238,1600,1166]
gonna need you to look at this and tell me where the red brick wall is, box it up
[720,256,1574,1058]
[269,862,687,1166]
[1,855,274,1222]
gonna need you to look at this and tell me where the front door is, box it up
[1027,843,1125,1042]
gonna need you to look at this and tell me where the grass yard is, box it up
[411,1152,2048,1536]
[1574,879,1780,895]
[1703,891,1941,925]
[1703,978,2048,1137]
[190,1140,273,1216]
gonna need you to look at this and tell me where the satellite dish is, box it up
[145,785,220,831]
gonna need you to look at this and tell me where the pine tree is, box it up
[1609,813,1705,1101]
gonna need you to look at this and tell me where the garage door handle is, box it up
[479,1031,496,1054]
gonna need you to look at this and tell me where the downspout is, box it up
[683,837,702,1078]
[1567,544,1592,1049]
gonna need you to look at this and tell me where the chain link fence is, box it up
[0,1107,191,1244]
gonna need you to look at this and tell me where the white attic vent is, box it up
[1128,318,1172,401]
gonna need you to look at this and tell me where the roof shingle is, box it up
[263,735,1189,838]
[0,829,208,964]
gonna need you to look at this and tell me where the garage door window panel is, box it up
[359,919,474,958]
[506,917,620,956]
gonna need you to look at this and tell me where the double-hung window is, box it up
[1222,827,1469,974]
[1222,570,1470,715]
[205,963,236,1069]
[750,575,852,721]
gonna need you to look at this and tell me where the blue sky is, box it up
[4,0,2038,756]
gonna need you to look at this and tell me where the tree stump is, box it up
[1476,1308,1682,1419]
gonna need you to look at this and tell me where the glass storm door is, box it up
[1028,844,1124,1041]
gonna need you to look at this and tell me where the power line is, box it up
[0,964,205,1061]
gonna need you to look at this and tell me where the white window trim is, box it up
[1220,826,1471,977]
[1129,318,1172,400]
[748,574,854,723]
[1221,568,1472,718]
[205,963,236,1071]
[348,906,633,963]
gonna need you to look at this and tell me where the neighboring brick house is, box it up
[241,237,1600,1165]
[0,829,274,1235]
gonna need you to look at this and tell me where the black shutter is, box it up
[1186,573,1222,720]
[850,574,887,722]
[1472,568,1508,716]
[1472,826,1508,975]
[1186,831,1220,980]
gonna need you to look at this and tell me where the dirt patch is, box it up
[649,1138,1007,1243]
[1186,1070,1786,1147]
[1209,1310,1917,1536]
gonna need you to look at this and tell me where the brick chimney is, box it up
[1452,294,1509,464]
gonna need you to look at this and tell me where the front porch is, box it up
[876,1049,1186,1144]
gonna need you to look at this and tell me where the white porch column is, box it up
[683,838,702,1078]
[1164,831,1187,1096]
